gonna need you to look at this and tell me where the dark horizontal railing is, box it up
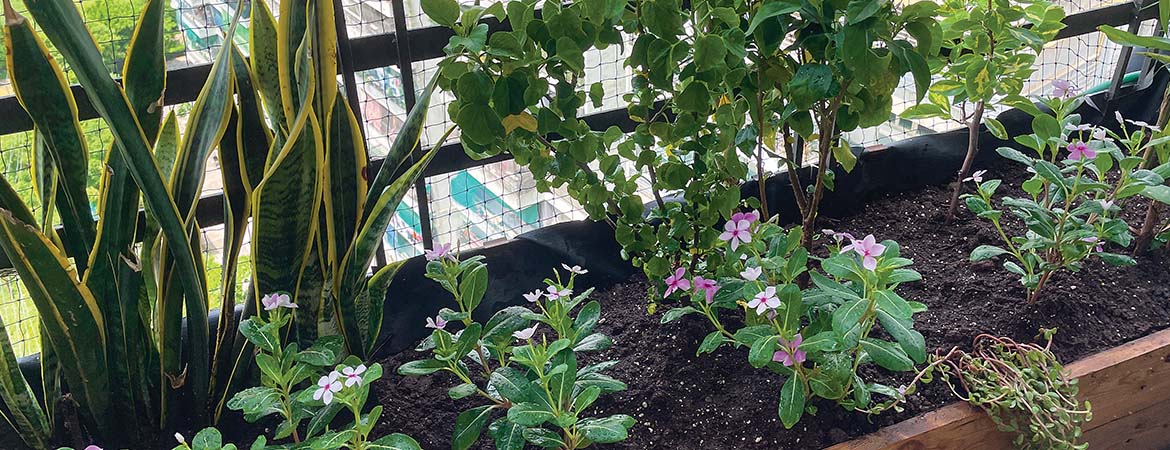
[0,0,1156,271]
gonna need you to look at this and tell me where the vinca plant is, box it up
[419,0,939,301]
[399,251,633,450]
[226,293,422,449]
[902,0,1065,220]
[661,212,928,427]
[964,86,1170,303]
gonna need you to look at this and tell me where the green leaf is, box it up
[675,81,711,113]
[788,64,840,109]
[860,338,915,372]
[422,0,460,27]
[367,434,423,450]
[661,306,698,324]
[970,245,1010,262]
[522,427,567,448]
[488,418,525,450]
[748,335,778,368]
[747,1,799,34]
[832,299,867,335]
[508,402,556,426]
[985,118,1008,140]
[694,34,726,70]
[397,359,447,376]
[1098,252,1137,266]
[0,313,50,448]
[697,331,726,355]
[225,386,282,421]
[578,414,635,443]
[483,306,532,346]
[453,405,496,450]
[1140,185,1170,205]
[642,0,684,37]
[778,375,805,428]
[1100,25,1170,52]
[846,0,882,23]
[876,310,926,364]
[490,367,542,405]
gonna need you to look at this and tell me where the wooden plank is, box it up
[827,328,1170,450]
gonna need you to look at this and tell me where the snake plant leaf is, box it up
[0,313,51,449]
[19,0,209,372]
[209,105,251,413]
[365,76,440,211]
[294,242,325,346]
[4,14,96,271]
[0,209,109,434]
[0,175,37,228]
[337,146,438,356]
[122,0,166,141]
[313,0,339,119]
[31,131,57,235]
[250,0,286,136]
[141,112,180,304]
[324,97,369,271]
[252,95,323,311]
[229,44,272,194]
[360,260,405,356]
[81,0,167,432]
[278,0,312,124]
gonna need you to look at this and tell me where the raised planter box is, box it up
[828,328,1170,450]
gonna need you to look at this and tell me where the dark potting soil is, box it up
[370,156,1170,450]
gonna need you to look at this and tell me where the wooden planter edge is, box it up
[827,327,1170,450]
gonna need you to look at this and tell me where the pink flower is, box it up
[664,267,691,296]
[963,170,987,183]
[746,286,780,314]
[425,315,447,330]
[693,276,720,304]
[1051,79,1077,98]
[523,290,543,303]
[341,364,366,387]
[1099,199,1115,212]
[425,243,453,261]
[740,266,763,281]
[261,292,298,311]
[1066,141,1096,161]
[731,210,760,224]
[1081,236,1104,253]
[513,325,538,340]
[842,234,886,271]
[719,219,753,250]
[84,446,102,450]
[545,286,572,300]
[772,334,807,367]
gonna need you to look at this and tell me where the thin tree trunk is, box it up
[947,101,986,221]
[1133,84,1170,253]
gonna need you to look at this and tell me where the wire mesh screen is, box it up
[0,0,1144,355]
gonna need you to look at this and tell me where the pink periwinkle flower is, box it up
[746,286,780,315]
[822,229,855,243]
[342,364,367,387]
[730,210,761,224]
[719,219,753,250]
[425,243,454,261]
[523,289,543,303]
[1067,141,1097,161]
[963,170,987,183]
[842,234,886,271]
[772,334,807,367]
[693,276,720,304]
[261,292,298,311]
[513,325,538,341]
[314,371,343,405]
[545,286,572,300]
[1082,236,1104,253]
[664,267,691,296]
[425,315,447,330]
[740,266,763,281]
[1052,79,1077,98]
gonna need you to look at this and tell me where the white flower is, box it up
[1100,199,1115,211]
[963,170,987,183]
[425,243,454,261]
[746,286,781,315]
[261,292,298,311]
[561,263,588,275]
[313,371,343,405]
[425,315,447,330]
[513,325,538,341]
[175,433,186,444]
[341,364,367,387]
[740,266,763,281]
[523,290,543,303]
[1092,128,1107,141]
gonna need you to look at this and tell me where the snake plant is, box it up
[0,0,437,446]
